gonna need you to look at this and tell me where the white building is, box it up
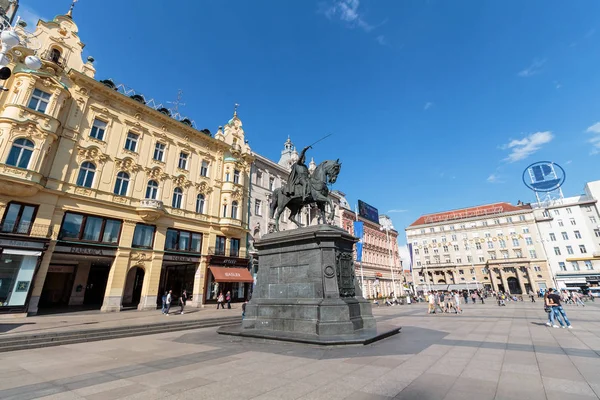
[532,180,600,289]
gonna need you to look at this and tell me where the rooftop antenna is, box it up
[167,89,185,114]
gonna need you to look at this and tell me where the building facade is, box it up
[532,181,600,290]
[340,208,402,299]
[406,202,554,294]
[0,9,253,316]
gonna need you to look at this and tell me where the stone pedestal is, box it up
[218,225,399,345]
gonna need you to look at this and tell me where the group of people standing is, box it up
[544,288,573,328]
[427,291,463,314]
[161,290,187,316]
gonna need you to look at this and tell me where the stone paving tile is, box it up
[343,392,392,400]
[252,381,319,400]
[72,379,134,396]
[444,389,495,400]
[393,373,458,400]
[37,392,86,400]
[542,376,597,397]
[297,381,357,400]
[84,383,148,400]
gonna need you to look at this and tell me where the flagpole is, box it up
[355,204,366,297]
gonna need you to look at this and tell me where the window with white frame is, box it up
[523,227,529,233]
[200,160,209,177]
[499,239,506,248]
[453,244,459,251]
[196,194,205,214]
[153,143,165,162]
[467,256,472,263]
[487,241,493,249]
[553,209,560,216]
[574,230,581,239]
[549,233,556,241]
[256,170,263,185]
[512,238,519,246]
[529,250,537,258]
[172,187,183,209]
[566,245,574,255]
[561,232,568,240]
[489,251,496,260]
[6,138,34,169]
[233,169,240,184]
[585,261,594,270]
[456,258,461,263]
[145,180,158,199]
[558,262,566,271]
[519,215,525,221]
[566,208,572,214]
[90,118,107,141]
[570,218,576,226]
[590,216,597,224]
[579,245,587,254]
[557,219,564,227]
[178,152,189,170]
[254,199,262,216]
[27,88,51,113]
[231,201,238,219]
[124,132,139,152]
[514,249,522,258]
[501,251,509,259]
[554,247,561,255]
[478,256,485,263]
[113,171,129,196]
[76,162,96,188]
[269,177,274,191]
[572,261,580,271]
[585,206,592,212]
[525,237,533,245]
[534,266,541,272]
[475,242,482,250]
[595,229,600,238]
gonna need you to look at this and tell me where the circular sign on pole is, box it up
[522,161,566,193]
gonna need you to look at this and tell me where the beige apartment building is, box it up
[406,202,554,294]
[0,8,254,316]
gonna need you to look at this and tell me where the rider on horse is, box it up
[283,146,311,202]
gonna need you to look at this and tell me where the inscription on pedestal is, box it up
[337,252,355,297]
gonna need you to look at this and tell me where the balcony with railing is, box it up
[0,220,54,239]
[136,199,165,222]
[41,49,66,68]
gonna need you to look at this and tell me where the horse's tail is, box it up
[270,188,279,218]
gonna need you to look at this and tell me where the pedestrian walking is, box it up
[179,289,187,314]
[530,291,536,303]
[216,291,225,309]
[573,291,585,307]
[165,290,172,315]
[480,291,485,304]
[427,292,436,314]
[453,291,462,314]
[242,300,248,319]
[161,291,167,314]
[547,288,573,328]
[471,292,477,304]
[226,291,232,309]
[462,291,468,304]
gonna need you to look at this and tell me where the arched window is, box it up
[6,138,34,169]
[172,187,183,209]
[113,171,130,196]
[49,48,61,63]
[76,161,96,188]
[231,201,238,219]
[196,194,205,214]
[145,180,158,199]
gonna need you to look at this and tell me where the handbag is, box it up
[544,305,551,313]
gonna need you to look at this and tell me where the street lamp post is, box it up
[0,16,42,88]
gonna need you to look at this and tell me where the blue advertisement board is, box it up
[358,200,379,224]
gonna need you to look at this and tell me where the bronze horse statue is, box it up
[270,159,341,232]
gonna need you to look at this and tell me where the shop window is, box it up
[6,138,34,169]
[230,238,240,257]
[1,202,37,234]
[165,228,202,253]
[76,161,96,188]
[90,118,107,141]
[196,194,205,214]
[27,88,51,113]
[113,171,130,196]
[0,253,37,307]
[215,236,226,256]
[231,201,238,219]
[132,223,155,249]
[172,187,183,209]
[58,212,122,244]
[145,180,158,199]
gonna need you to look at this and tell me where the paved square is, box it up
[1,301,599,399]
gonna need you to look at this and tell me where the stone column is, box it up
[489,268,499,292]
[499,268,509,293]
[137,225,167,311]
[190,257,207,308]
[525,267,538,293]
[101,221,135,312]
[515,267,527,295]
[27,240,57,315]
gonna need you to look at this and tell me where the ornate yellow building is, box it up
[0,9,253,316]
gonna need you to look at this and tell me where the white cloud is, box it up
[586,122,600,154]
[424,102,433,110]
[397,244,411,270]
[554,81,562,89]
[501,131,554,163]
[376,35,387,46]
[487,174,504,183]
[565,160,572,165]
[387,209,408,213]
[518,59,546,77]
[17,5,46,30]
[321,0,373,31]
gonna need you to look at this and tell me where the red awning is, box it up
[210,267,254,283]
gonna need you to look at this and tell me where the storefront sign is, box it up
[209,255,249,268]
[416,234,525,249]
[163,254,200,263]
[54,246,116,257]
[0,239,45,249]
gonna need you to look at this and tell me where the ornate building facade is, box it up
[0,8,253,316]
[406,202,554,294]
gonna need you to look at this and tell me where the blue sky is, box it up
[20,1,600,243]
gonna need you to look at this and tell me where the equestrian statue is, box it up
[270,138,341,232]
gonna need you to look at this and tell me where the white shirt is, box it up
[166,293,172,304]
